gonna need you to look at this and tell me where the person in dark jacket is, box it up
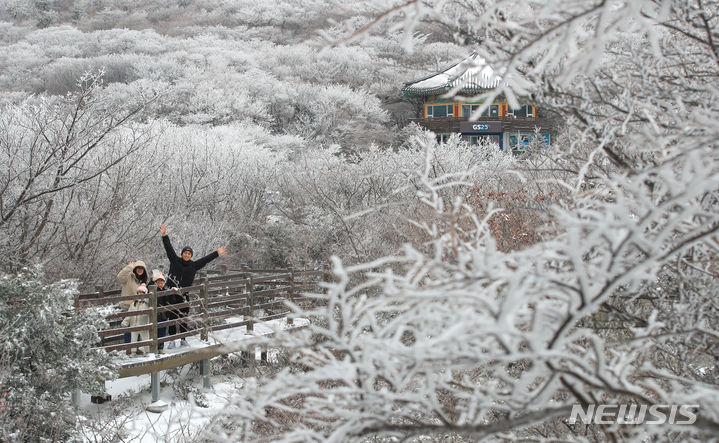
[159,224,227,347]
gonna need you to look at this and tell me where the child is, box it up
[122,283,150,355]
[150,269,176,353]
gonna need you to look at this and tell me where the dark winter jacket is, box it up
[162,235,219,288]
[148,280,180,322]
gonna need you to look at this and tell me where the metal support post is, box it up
[287,269,294,325]
[200,359,211,389]
[71,389,80,407]
[151,372,159,402]
[246,276,254,332]
[200,282,208,341]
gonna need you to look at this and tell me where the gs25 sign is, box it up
[459,121,501,132]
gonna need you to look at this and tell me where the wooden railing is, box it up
[75,266,329,354]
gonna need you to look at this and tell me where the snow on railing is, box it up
[74,266,330,354]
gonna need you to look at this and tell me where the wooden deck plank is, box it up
[114,317,309,378]
[118,345,225,377]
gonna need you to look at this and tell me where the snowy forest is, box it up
[1,0,718,441]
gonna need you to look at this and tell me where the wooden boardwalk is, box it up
[74,266,327,404]
[116,317,310,378]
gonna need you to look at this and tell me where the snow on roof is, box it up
[402,53,501,96]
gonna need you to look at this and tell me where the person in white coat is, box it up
[122,283,150,355]
[116,261,149,305]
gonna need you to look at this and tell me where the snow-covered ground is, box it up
[77,318,308,441]
[111,317,309,365]
[79,370,250,442]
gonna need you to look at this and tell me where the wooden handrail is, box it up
[208,319,251,333]
[205,279,250,290]
[98,324,153,337]
[229,268,294,273]
[78,266,330,353]
[80,267,329,297]
[80,293,142,306]
[104,307,155,319]
[205,295,250,310]
[206,306,251,321]
[253,273,291,283]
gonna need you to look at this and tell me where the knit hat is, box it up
[136,283,148,294]
[151,269,165,282]
[181,246,193,257]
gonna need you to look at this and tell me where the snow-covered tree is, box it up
[202,1,719,441]
[0,72,156,270]
[0,269,115,442]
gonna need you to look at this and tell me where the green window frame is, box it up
[507,104,534,118]
[426,104,454,118]
[461,104,499,117]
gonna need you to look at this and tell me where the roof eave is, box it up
[401,86,493,97]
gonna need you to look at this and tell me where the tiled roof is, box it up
[402,53,500,97]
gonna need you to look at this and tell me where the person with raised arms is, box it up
[159,224,227,347]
